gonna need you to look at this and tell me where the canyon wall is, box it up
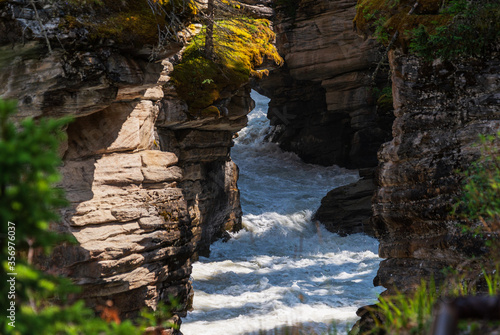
[373,51,500,292]
[265,0,500,297]
[0,0,250,322]
[260,0,393,169]
[258,0,394,236]
[7,0,499,330]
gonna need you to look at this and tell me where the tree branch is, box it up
[30,0,52,53]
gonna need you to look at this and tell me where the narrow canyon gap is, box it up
[181,91,383,335]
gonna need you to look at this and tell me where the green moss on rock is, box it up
[171,18,283,117]
[354,0,448,49]
[355,0,500,59]
[409,0,500,60]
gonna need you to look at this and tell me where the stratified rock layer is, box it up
[373,51,500,292]
[0,0,249,322]
[259,0,393,168]
[156,63,250,257]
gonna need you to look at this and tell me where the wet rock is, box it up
[314,174,376,237]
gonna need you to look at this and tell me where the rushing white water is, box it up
[181,91,383,335]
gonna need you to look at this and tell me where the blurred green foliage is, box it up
[0,99,76,334]
[453,131,500,239]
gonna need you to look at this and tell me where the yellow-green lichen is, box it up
[91,1,167,46]
[171,18,283,117]
[59,15,83,30]
[160,0,199,16]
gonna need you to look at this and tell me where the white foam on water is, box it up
[181,91,382,335]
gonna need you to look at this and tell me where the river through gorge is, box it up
[181,91,383,335]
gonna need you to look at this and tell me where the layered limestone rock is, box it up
[373,50,500,292]
[1,42,197,319]
[259,0,393,168]
[57,93,196,319]
[156,63,250,256]
[0,0,248,322]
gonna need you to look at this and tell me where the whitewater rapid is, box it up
[181,91,382,335]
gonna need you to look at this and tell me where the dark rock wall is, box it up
[266,0,500,299]
[259,0,394,237]
[314,169,376,236]
[156,74,251,257]
[260,0,392,169]
[374,51,500,292]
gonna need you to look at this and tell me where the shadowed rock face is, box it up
[155,69,251,258]
[373,51,500,292]
[0,0,249,321]
[314,169,376,237]
[259,0,393,169]
[265,0,500,300]
[258,0,395,237]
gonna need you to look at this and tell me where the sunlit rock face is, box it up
[373,50,500,292]
[258,0,393,169]
[0,0,249,321]
[155,64,251,257]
